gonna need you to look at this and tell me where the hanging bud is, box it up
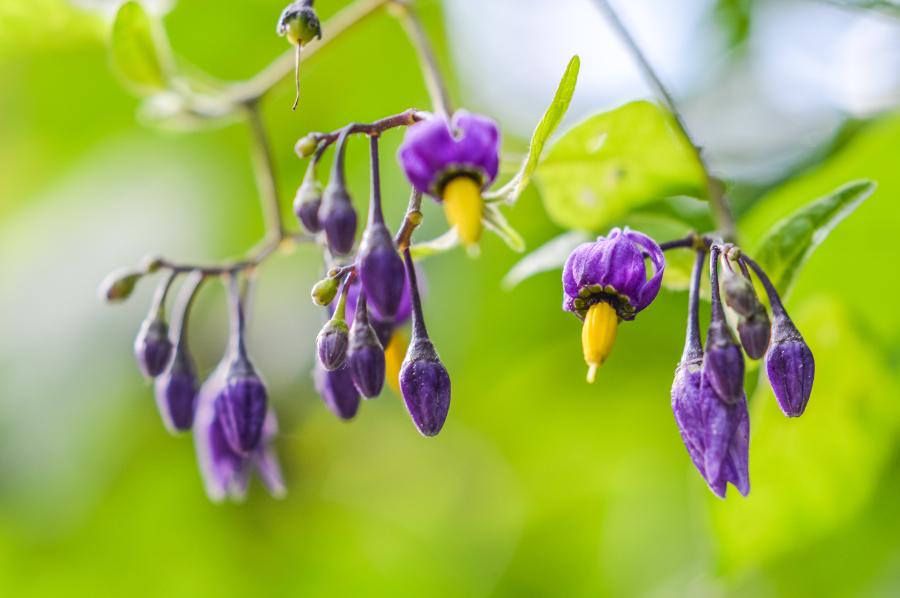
[99,268,143,303]
[704,247,745,405]
[277,1,321,46]
[154,348,198,433]
[316,279,350,371]
[293,178,323,233]
[346,293,385,398]
[311,276,339,306]
[737,309,771,360]
[720,261,760,318]
[319,180,357,255]
[134,315,173,378]
[399,249,451,436]
[314,362,360,420]
[358,135,406,320]
[295,135,319,158]
[744,257,815,417]
[214,276,268,454]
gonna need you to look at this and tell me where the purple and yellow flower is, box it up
[195,366,285,502]
[562,227,665,382]
[398,110,500,247]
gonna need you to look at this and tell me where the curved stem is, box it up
[395,189,423,250]
[741,255,787,318]
[682,249,706,361]
[391,0,452,115]
[709,245,725,322]
[227,274,248,360]
[246,103,284,241]
[172,271,207,347]
[403,247,428,339]
[330,127,353,187]
[591,0,736,241]
[368,135,385,226]
[150,270,177,319]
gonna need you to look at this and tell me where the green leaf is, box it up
[482,204,525,253]
[753,180,875,297]
[501,231,591,290]
[110,2,171,93]
[409,229,459,260]
[486,55,580,205]
[534,100,707,232]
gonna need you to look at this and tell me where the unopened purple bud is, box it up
[721,265,760,318]
[358,223,405,321]
[314,362,360,420]
[293,179,323,233]
[134,316,173,378]
[400,337,451,437]
[706,248,745,404]
[347,294,385,398]
[215,356,268,454]
[154,348,197,433]
[316,317,349,371]
[737,309,771,360]
[767,317,815,417]
[319,182,357,255]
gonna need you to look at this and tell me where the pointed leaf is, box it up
[110,2,171,93]
[482,204,525,253]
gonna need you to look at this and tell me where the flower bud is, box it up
[347,294,385,398]
[316,317,349,371]
[154,347,197,433]
[293,179,323,233]
[737,309,771,360]
[314,362,360,420]
[214,355,268,454]
[720,265,760,318]
[319,181,357,255]
[99,268,143,303]
[134,316,173,378]
[310,276,338,306]
[358,222,405,321]
[705,248,745,405]
[277,1,321,46]
[295,135,318,158]
[766,315,815,417]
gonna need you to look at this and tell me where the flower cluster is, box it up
[562,231,815,497]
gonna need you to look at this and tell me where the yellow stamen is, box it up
[582,302,618,383]
[442,176,483,248]
[385,331,408,395]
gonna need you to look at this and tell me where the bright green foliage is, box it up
[535,101,707,231]
[110,2,171,92]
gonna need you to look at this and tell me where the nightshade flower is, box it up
[195,365,285,502]
[398,110,500,247]
[562,227,665,382]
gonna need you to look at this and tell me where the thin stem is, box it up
[172,271,207,347]
[403,247,428,339]
[330,127,353,187]
[368,134,384,225]
[391,0,452,115]
[709,245,725,322]
[298,109,425,159]
[333,272,352,321]
[592,0,736,240]
[741,255,787,318]
[229,0,392,104]
[291,44,302,111]
[682,249,706,361]
[246,103,284,240]
[150,270,177,319]
[227,273,248,359]
[152,231,311,277]
[395,189,423,251]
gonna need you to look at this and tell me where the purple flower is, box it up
[214,355,268,454]
[562,228,665,321]
[153,348,197,433]
[346,294,385,398]
[398,111,500,247]
[314,361,361,420]
[195,366,285,502]
[134,316,173,378]
[398,111,500,197]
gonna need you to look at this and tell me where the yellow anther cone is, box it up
[582,302,618,383]
[442,177,483,248]
[385,331,408,395]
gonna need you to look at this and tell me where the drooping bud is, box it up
[99,268,143,303]
[214,276,268,454]
[293,177,323,233]
[744,257,815,417]
[346,293,385,398]
[134,315,172,378]
[277,1,321,46]
[358,135,406,319]
[720,260,759,318]
[704,247,745,405]
[737,309,771,360]
[155,348,198,433]
[319,131,357,255]
[399,249,450,436]
[316,279,350,371]
[295,134,319,158]
[719,251,771,359]
[311,276,339,306]
[314,362,360,420]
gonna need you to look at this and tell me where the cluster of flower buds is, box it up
[561,229,816,497]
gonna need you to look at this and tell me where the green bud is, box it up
[295,135,319,158]
[311,277,339,306]
[277,3,322,47]
[140,254,164,274]
[99,269,143,303]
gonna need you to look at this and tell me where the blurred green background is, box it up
[2,0,900,596]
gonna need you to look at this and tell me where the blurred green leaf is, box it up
[410,229,459,260]
[753,180,875,297]
[110,1,171,93]
[502,230,591,290]
[487,55,580,205]
[483,204,526,253]
[534,101,707,232]
[712,297,900,571]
